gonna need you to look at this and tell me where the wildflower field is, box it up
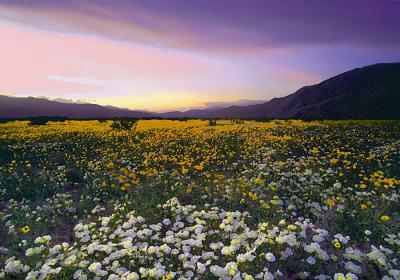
[0,119,399,280]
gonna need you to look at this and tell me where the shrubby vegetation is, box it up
[28,117,69,126]
[110,118,138,131]
[0,119,399,279]
[208,119,217,126]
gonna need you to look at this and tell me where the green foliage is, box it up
[208,119,217,126]
[231,119,245,124]
[65,168,84,184]
[29,117,68,126]
[29,118,49,126]
[0,120,399,279]
[0,119,11,124]
[110,118,138,131]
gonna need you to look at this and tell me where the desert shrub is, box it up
[28,117,68,125]
[0,119,11,124]
[29,118,49,126]
[208,119,217,126]
[231,119,245,124]
[65,168,84,184]
[110,118,138,131]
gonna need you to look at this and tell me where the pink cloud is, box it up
[273,66,321,85]
[0,20,209,97]
[0,2,272,54]
[0,11,324,110]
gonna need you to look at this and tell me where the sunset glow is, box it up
[0,0,399,111]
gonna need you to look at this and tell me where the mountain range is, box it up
[1,63,399,119]
[0,96,155,118]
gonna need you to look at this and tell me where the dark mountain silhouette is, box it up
[0,96,155,118]
[1,63,399,119]
[158,108,222,118]
[164,63,400,119]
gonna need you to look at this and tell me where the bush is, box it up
[231,119,245,124]
[65,168,84,184]
[28,117,68,125]
[29,118,49,126]
[110,118,138,131]
[0,119,11,124]
[208,119,217,126]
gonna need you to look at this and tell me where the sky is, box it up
[0,0,399,111]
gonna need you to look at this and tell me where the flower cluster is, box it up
[0,119,399,279]
[2,198,400,279]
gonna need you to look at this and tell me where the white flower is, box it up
[344,261,362,274]
[196,262,206,273]
[225,262,238,277]
[88,262,102,273]
[73,270,84,279]
[265,253,276,262]
[306,256,316,265]
[26,271,39,280]
[304,242,320,253]
[125,272,139,279]
[334,273,358,280]
[334,273,346,280]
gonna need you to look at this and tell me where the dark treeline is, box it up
[1,116,399,125]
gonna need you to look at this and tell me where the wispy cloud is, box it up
[1,0,399,52]
[0,1,398,111]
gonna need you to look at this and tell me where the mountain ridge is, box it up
[0,95,156,118]
[1,62,399,119]
[192,62,400,119]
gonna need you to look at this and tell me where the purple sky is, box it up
[0,0,399,111]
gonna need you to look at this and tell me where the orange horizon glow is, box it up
[0,1,397,111]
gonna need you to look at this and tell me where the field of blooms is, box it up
[0,119,399,280]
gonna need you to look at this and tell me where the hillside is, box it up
[169,63,400,119]
[0,96,155,118]
[1,63,399,119]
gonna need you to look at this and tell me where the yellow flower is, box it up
[254,178,264,186]
[266,238,275,244]
[194,164,204,171]
[269,199,278,205]
[326,198,335,207]
[229,263,237,276]
[360,204,367,209]
[20,225,30,233]
[330,158,338,164]
[181,167,189,174]
[333,241,341,249]
[380,215,390,222]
